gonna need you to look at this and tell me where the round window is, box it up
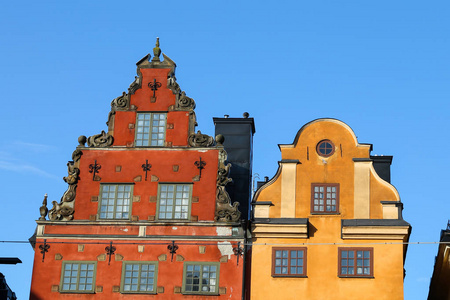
[317,140,335,157]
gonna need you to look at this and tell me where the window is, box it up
[157,184,192,220]
[99,184,133,219]
[182,262,219,295]
[311,183,339,213]
[135,113,167,146]
[121,262,158,294]
[339,248,373,277]
[272,248,307,277]
[316,139,335,157]
[60,262,96,293]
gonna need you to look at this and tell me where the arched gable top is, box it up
[278,118,372,157]
[253,118,372,203]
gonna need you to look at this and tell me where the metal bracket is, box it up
[233,241,244,266]
[89,160,101,181]
[194,157,206,179]
[141,160,152,181]
[167,241,179,262]
[39,239,50,262]
[148,78,162,98]
[105,241,116,265]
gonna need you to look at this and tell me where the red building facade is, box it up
[30,40,250,299]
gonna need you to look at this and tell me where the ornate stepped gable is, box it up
[41,39,240,223]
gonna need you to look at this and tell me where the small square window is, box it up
[121,262,158,293]
[60,261,96,293]
[272,248,307,277]
[99,184,133,220]
[311,183,339,213]
[157,184,192,220]
[135,113,167,146]
[339,248,373,277]
[182,262,219,295]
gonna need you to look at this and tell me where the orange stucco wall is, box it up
[251,240,405,300]
[251,119,408,300]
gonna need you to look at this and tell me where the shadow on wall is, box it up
[308,222,318,238]
[29,292,43,300]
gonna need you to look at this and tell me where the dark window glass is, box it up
[272,248,307,277]
[316,140,335,157]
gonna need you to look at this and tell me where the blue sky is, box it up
[1,1,449,299]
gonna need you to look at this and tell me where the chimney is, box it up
[370,155,393,183]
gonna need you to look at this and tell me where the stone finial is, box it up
[152,37,161,62]
[215,134,225,146]
[39,194,48,220]
[243,112,249,118]
[78,136,87,146]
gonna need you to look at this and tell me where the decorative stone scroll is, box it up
[175,91,196,111]
[217,163,232,186]
[111,92,129,111]
[188,131,214,147]
[215,186,240,222]
[72,149,83,162]
[106,92,129,133]
[48,161,79,221]
[214,145,241,222]
[87,131,114,147]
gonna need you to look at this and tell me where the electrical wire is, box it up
[1,240,449,246]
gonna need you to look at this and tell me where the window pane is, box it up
[312,184,338,213]
[158,184,190,220]
[135,113,166,146]
[273,248,305,276]
[340,249,372,277]
[61,262,95,292]
[99,184,132,220]
[184,263,218,294]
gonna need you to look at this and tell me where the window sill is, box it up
[60,291,95,294]
[272,275,308,278]
[310,213,340,216]
[156,219,191,222]
[182,293,220,296]
[120,291,157,294]
[338,275,374,279]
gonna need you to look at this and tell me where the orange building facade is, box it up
[30,41,251,299]
[251,119,411,300]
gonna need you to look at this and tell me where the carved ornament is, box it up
[48,162,79,221]
[87,131,114,147]
[175,91,196,111]
[188,131,214,147]
[72,149,83,162]
[39,194,48,220]
[111,92,129,111]
[215,186,240,222]
[217,163,232,186]
[167,70,181,95]
[214,146,241,222]
[152,38,161,62]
